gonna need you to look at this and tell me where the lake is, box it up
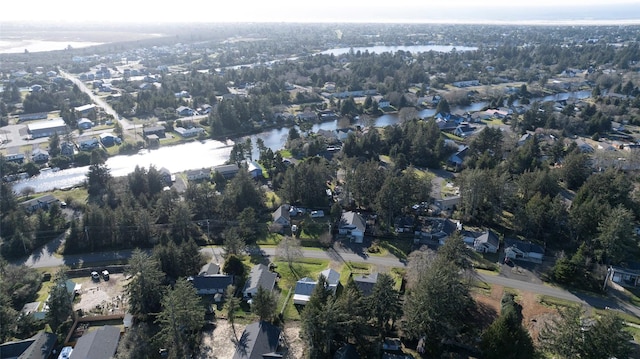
[11,90,592,194]
[0,40,104,54]
[319,45,478,56]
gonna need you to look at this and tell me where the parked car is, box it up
[91,271,100,281]
[310,210,325,218]
[102,270,110,281]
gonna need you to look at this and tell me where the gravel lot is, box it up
[73,273,128,315]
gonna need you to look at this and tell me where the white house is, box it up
[504,238,545,263]
[339,211,366,243]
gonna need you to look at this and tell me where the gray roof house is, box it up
[293,277,316,305]
[20,194,59,213]
[474,230,500,253]
[243,264,277,299]
[212,164,240,179]
[199,262,220,276]
[272,205,291,227]
[232,321,284,359]
[69,325,120,359]
[339,211,366,244]
[188,275,234,298]
[0,331,57,359]
[353,272,379,296]
[504,238,545,263]
[320,268,340,293]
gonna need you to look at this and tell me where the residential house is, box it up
[99,133,117,147]
[242,264,277,299]
[353,272,378,296]
[297,111,318,122]
[142,126,165,138]
[79,138,99,151]
[60,142,76,157]
[435,195,461,212]
[186,168,211,181]
[293,277,316,305]
[336,128,354,142]
[188,275,233,299]
[272,205,291,227]
[610,263,640,287]
[199,104,213,115]
[339,211,366,243]
[415,218,460,246]
[517,133,532,147]
[77,118,93,130]
[320,268,340,293]
[0,331,57,359]
[474,230,500,253]
[199,262,220,276]
[158,167,173,185]
[5,153,25,164]
[504,238,545,263]
[212,164,240,179]
[453,123,476,138]
[69,325,120,359]
[447,146,468,171]
[293,268,340,305]
[232,321,285,359]
[18,112,48,122]
[21,194,59,213]
[176,106,196,117]
[30,148,49,163]
[246,161,263,178]
[175,126,204,137]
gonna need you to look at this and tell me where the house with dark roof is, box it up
[69,325,120,359]
[504,238,545,263]
[0,331,56,359]
[142,126,165,138]
[353,272,378,296]
[242,264,277,299]
[339,211,366,243]
[20,194,59,213]
[232,321,285,359]
[609,262,640,288]
[474,230,500,253]
[212,164,240,179]
[188,275,234,298]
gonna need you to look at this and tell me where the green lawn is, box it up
[272,257,330,320]
[482,118,504,126]
[278,149,292,158]
[443,132,464,142]
[537,295,579,309]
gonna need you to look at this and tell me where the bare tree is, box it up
[275,236,303,269]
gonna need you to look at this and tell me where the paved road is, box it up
[14,240,640,318]
[59,70,135,130]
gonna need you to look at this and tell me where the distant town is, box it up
[1,22,640,359]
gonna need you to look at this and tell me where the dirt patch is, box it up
[473,285,558,343]
[73,273,128,315]
[200,319,304,359]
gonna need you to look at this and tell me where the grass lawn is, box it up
[278,149,292,158]
[160,134,187,146]
[378,239,412,261]
[469,251,499,272]
[273,257,330,320]
[36,280,55,304]
[51,187,88,205]
[265,191,281,210]
[537,294,579,309]
[482,118,504,126]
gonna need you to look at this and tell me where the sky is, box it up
[2,0,640,24]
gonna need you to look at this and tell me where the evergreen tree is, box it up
[155,280,204,359]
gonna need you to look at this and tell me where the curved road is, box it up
[14,239,640,318]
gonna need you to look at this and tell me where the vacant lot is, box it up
[73,273,128,315]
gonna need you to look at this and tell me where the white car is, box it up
[91,271,100,281]
[310,210,325,218]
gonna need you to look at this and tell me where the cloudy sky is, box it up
[2,0,640,23]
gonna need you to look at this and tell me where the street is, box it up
[13,239,640,319]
